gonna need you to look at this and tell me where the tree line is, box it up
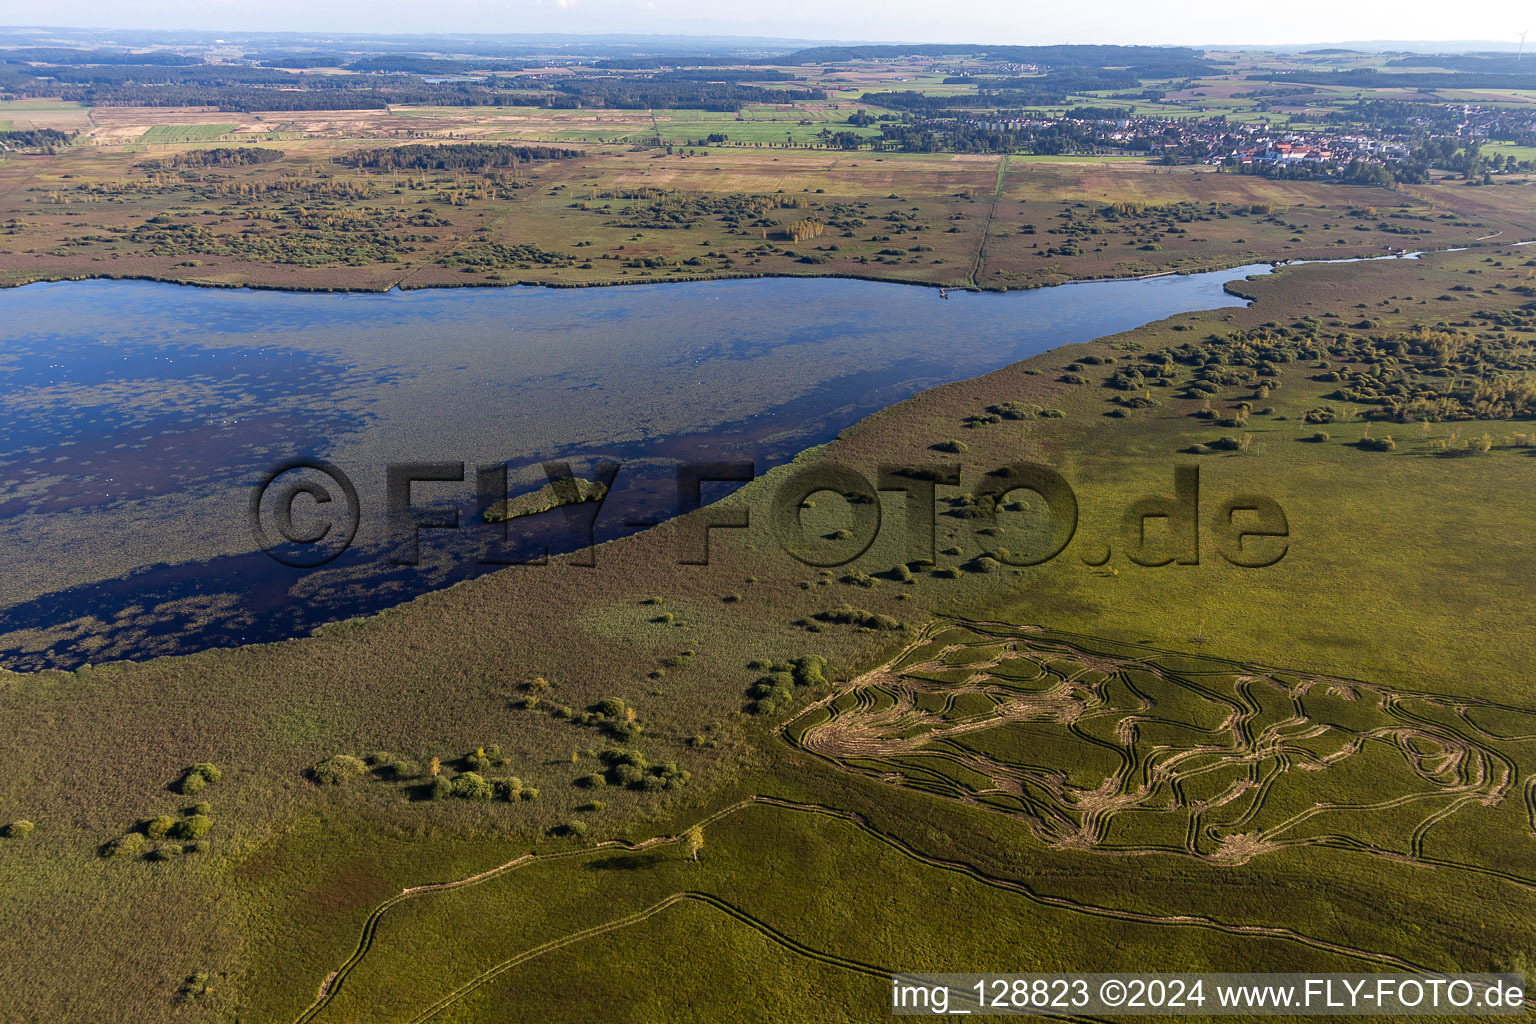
[335,143,584,171]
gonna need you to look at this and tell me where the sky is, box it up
[16,0,1535,47]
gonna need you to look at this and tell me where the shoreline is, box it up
[0,239,1519,676]
[0,251,1364,298]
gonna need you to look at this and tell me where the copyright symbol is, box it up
[250,460,360,568]
[1099,980,1126,1007]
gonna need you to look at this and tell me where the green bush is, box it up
[931,439,968,453]
[612,763,646,787]
[428,776,454,800]
[101,833,144,858]
[492,777,524,801]
[986,401,1039,420]
[605,720,642,741]
[792,655,828,687]
[173,763,222,795]
[576,773,607,788]
[171,815,211,841]
[450,772,495,800]
[2,819,34,838]
[380,758,419,780]
[563,820,589,837]
[813,605,904,631]
[142,815,177,840]
[311,754,368,786]
[147,844,182,861]
[595,697,628,719]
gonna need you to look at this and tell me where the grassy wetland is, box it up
[1,35,1536,1024]
[4,241,1536,1021]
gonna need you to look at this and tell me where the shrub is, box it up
[428,776,454,800]
[1358,435,1397,452]
[311,754,369,786]
[380,758,419,780]
[170,815,211,841]
[579,801,606,812]
[2,820,34,838]
[174,763,222,795]
[147,844,182,861]
[595,697,628,719]
[612,763,646,787]
[987,401,1038,420]
[101,833,144,858]
[492,777,524,801]
[1304,406,1338,424]
[792,655,827,687]
[813,605,904,631]
[1305,431,1330,443]
[577,773,607,788]
[179,973,212,1002]
[930,439,967,453]
[934,566,961,579]
[451,772,495,800]
[563,820,588,837]
[142,815,177,840]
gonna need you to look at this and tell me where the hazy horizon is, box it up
[4,0,1533,50]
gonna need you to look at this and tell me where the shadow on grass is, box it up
[585,851,669,871]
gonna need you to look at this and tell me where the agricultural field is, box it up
[138,123,240,143]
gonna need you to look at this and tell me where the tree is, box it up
[684,825,704,861]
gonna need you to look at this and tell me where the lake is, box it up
[0,268,1272,669]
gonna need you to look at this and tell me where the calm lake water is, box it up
[0,269,1270,669]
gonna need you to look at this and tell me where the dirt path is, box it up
[293,788,1431,1024]
[967,153,1009,287]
